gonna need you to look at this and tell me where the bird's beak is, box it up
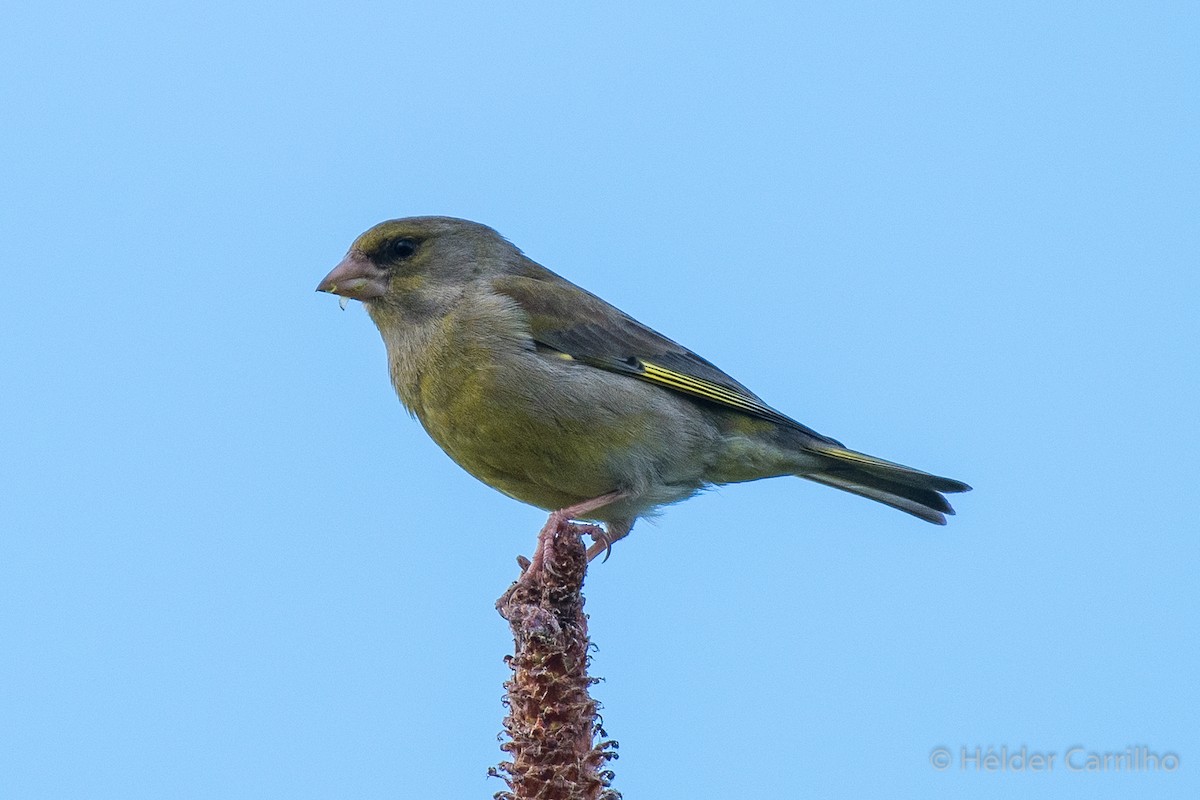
[316,252,388,300]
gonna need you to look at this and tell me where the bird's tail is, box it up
[800,443,971,525]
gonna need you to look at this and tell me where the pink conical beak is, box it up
[316,252,388,300]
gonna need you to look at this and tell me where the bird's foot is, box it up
[584,519,633,563]
[522,492,628,577]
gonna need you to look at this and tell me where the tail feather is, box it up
[802,444,971,525]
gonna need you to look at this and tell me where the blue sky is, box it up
[2,2,1196,798]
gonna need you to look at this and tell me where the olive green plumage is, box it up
[317,216,970,560]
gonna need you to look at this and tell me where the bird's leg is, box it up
[525,492,626,576]
[585,519,633,563]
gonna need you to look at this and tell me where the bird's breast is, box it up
[381,304,714,514]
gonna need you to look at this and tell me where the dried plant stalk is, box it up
[493,517,620,800]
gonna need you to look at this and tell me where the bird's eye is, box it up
[389,238,418,260]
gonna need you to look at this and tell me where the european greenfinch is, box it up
[317,217,970,561]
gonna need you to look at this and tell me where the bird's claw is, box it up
[588,529,615,563]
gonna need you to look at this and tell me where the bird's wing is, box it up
[491,269,836,441]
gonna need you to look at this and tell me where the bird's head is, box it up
[316,216,521,318]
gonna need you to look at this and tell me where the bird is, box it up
[317,216,970,562]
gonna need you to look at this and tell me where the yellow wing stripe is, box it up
[639,361,785,421]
